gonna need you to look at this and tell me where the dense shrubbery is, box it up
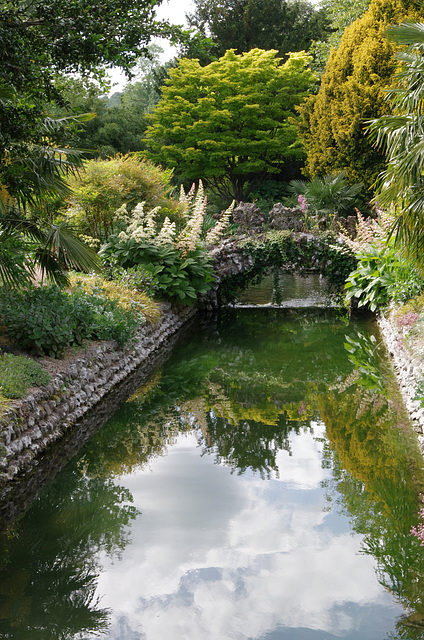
[63,154,184,245]
[0,285,144,357]
[100,182,233,305]
[68,273,161,325]
[101,238,214,304]
[105,264,159,299]
[344,246,423,311]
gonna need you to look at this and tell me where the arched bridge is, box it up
[200,203,357,310]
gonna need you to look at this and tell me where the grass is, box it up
[0,353,51,399]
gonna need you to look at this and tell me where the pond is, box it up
[1,303,424,640]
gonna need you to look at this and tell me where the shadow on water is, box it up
[1,304,424,639]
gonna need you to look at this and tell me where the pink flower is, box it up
[396,312,419,328]
[298,194,309,214]
[411,494,424,545]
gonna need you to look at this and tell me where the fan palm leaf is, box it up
[0,100,100,286]
[368,21,424,270]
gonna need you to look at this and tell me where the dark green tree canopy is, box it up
[0,0,184,205]
[145,48,315,202]
[185,0,330,62]
[1,0,176,87]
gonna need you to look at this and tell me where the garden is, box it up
[2,0,424,420]
[5,2,424,637]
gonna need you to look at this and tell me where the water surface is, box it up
[1,308,424,640]
[237,272,330,307]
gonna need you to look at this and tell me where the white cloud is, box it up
[90,430,402,640]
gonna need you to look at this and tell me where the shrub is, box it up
[68,272,161,325]
[0,284,143,357]
[343,212,424,310]
[297,0,424,189]
[284,172,368,218]
[62,154,185,243]
[106,264,159,298]
[0,354,51,398]
[101,238,214,304]
[344,246,401,311]
[100,182,234,305]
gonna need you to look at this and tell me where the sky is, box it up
[108,0,195,93]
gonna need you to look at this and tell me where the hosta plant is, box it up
[100,181,234,304]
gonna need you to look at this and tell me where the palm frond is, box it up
[44,222,101,273]
[34,246,69,286]
[386,21,424,48]
[0,228,34,288]
[370,21,424,270]
[286,179,308,195]
[0,112,96,211]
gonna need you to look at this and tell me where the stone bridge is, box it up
[200,202,357,310]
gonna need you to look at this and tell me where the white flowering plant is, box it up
[100,181,234,305]
[343,210,423,310]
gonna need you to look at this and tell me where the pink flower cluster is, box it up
[298,194,308,214]
[298,401,307,416]
[396,312,419,328]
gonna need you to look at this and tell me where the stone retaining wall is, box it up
[0,303,196,486]
[377,313,424,451]
[2,287,424,501]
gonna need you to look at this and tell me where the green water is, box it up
[237,272,330,307]
[1,308,424,640]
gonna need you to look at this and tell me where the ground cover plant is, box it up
[0,284,146,358]
[68,273,161,325]
[0,354,51,399]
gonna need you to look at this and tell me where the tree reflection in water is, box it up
[1,309,424,639]
[0,465,139,639]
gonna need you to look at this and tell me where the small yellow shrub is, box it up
[68,273,161,325]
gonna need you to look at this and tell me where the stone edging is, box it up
[377,313,424,450]
[0,303,196,486]
[2,299,424,488]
